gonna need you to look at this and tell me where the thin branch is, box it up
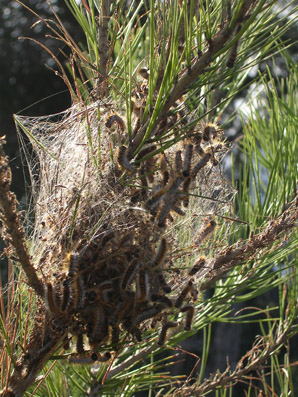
[176,318,296,396]
[96,0,110,98]
[198,193,298,292]
[0,138,44,298]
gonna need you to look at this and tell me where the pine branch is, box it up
[175,315,296,396]
[197,192,298,292]
[131,0,256,152]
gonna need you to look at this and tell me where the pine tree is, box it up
[1,1,298,395]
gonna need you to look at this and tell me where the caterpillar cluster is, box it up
[27,68,227,364]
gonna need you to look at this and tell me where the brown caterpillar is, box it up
[195,220,216,245]
[131,326,142,342]
[175,150,183,173]
[182,177,192,207]
[89,307,108,347]
[151,238,167,268]
[76,333,84,354]
[202,122,218,142]
[157,177,183,228]
[183,144,193,177]
[188,257,206,276]
[191,152,212,178]
[97,281,113,306]
[105,114,126,131]
[133,305,163,326]
[138,67,150,80]
[45,283,61,313]
[151,294,174,308]
[121,260,139,291]
[158,321,178,345]
[117,145,135,174]
[74,276,85,310]
[68,354,98,364]
[113,293,134,325]
[61,279,70,312]
[111,326,120,345]
[180,305,195,330]
[135,144,157,164]
[175,280,193,308]
[159,154,170,186]
[64,252,80,278]
[172,205,186,216]
[157,272,171,294]
[137,269,149,302]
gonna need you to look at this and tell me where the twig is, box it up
[198,194,298,292]
[0,138,44,298]
[175,320,296,396]
[88,344,158,395]
[96,0,110,98]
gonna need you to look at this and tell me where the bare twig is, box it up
[96,0,110,98]
[0,138,44,298]
[175,319,296,396]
